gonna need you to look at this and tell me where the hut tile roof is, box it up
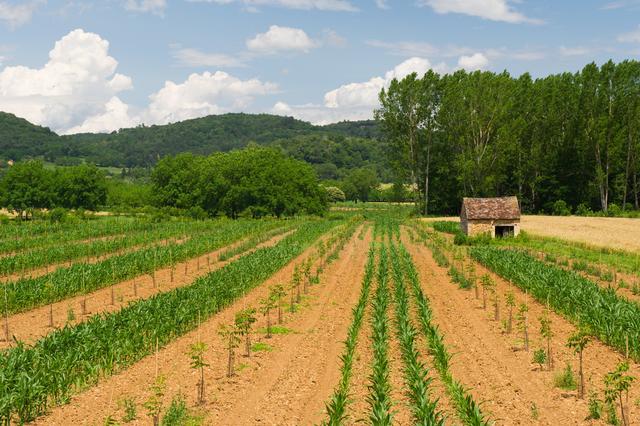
[461,196,520,220]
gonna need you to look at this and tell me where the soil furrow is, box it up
[32,227,343,425]
[407,232,640,425]
[0,232,289,349]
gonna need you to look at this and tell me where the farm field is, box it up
[425,215,640,252]
[1,210,640,425]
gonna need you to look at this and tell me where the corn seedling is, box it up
[587,391,603,420]
[554,363,577,391]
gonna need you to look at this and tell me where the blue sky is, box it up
[1,0,640,134]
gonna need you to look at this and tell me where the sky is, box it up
[1,0,640,134]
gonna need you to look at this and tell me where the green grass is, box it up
[251,342,273,352]
[258,325,294,335]
[496,233,640,277]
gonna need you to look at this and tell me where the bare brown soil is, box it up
[34,226,371,426]
[403,230,640,425]
[0,232,290,349]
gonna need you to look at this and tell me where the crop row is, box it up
[0,218,339,423]
[324,245,376,424]
[398,241,490,425]
[0,217,158,254]
[366,244,394,424]
[471,246,640,361]
[388,241,444,424]
[1,219,289,315]
[0,220,216,276]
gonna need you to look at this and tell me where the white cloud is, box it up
[66,97,138,134]
[188,0,357,12]
[0,29,135,134]
[124,0,167,15]
[273,57,447,125]
[418,0,541,24]
[366,40,439,57]
[375,0,389,9]
[618,25,640,43]
[247,25,318,54]
[0,0,44,28]
[457,52,489,70]
[172,47,246,67]
[558,46,591,56]
[322,29,347,47]
[144,71,278,125]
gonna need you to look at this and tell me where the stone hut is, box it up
[460,196,521,238]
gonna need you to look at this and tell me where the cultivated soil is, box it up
[403,228,640,425]
[0,231,291,349]
[34,226,372,426]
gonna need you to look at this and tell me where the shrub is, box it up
[576,203,593,216]
[607,203,622,217]
[48,207,69,223]
[552,200,572,216]
[324,186,346,203]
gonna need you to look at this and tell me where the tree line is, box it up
[377,59,640,215]
[0,162,107,218]
[0,146,327,219]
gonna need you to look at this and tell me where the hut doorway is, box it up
[495,225,515,238]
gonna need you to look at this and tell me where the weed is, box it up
[587,391,602,420]
[554,364,577,391]
[532,348,547,370]
[120,397,137,422]
[251,342,273,352]
[530,402,539,420]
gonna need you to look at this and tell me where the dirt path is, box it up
[0,236,187,283]
[0,232,290,349]
[214,227,372,425]
[405,231,640,425]
[34,226,365,426]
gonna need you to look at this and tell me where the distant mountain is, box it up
[0,112,60,161]
[0,112,389,180]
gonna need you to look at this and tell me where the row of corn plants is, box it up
[388,241,445,425]
[323,244,376,424]
[366,243,394,425]
[0,220,215,276]
[471,246,640,361]
[216,224,296,261]
[0,218,339,423]
[1,219,288,315]
[398,241,491,425]
[0,217,157,255]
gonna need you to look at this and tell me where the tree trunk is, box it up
[424,141,431,216]
[246,334,251,357]
[579,350,584,399]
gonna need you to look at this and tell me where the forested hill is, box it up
[0,112,60,160]
[0,112,389,180]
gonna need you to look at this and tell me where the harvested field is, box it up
[424,215,640,252]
